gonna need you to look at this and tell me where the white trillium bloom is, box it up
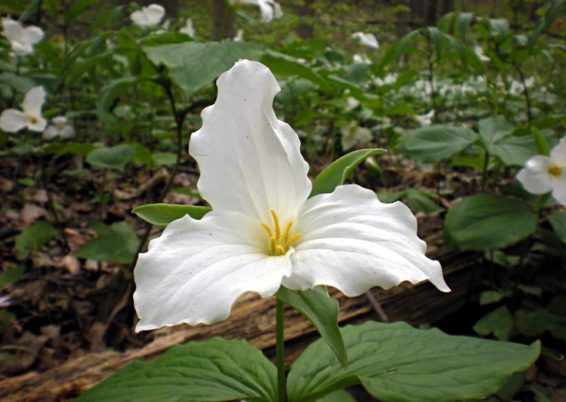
[341,122,373,150]
[234,29,244,42]
[517,137,566,205]
[0,86,47,133]
[415,110,435,127]
[180,18,195,37]
[130,4,165,28]
[43,116,75,140]
[352,53,371,64]
[134,60,450,331]
[1,18,43,56]
[474,46,490,62]
[352,32,379,49]
[238,0,283,23]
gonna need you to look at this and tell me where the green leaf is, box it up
[77,337,277,402]
[310,149,385,197]
[444,194,538,251]
[397,125,478,163]
[277,287,347,368]
[133,203,211,227]
[488,134,539,166]
[479,290,510,306]
[0,266,24,287]
[144,42,264,96]
[86,144,136,171]
[548,211,566,243]
[406,189,442,215]
[315,389,355,402]
[97,77,147,128]
[478,117,514,150]
[261,51,329,89]
[287,321,540,402]
[74,222,139,264]
[15,222,57,260]
[474,306,514,340]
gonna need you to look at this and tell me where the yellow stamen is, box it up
[270,209,281,239]
[260,210,301,256]
[548,164,563,177]
[28,115,38,124]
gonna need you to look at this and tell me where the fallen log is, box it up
[0,251,478,402]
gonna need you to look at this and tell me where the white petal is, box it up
[0,109,27,132]
[22,26,43,45]
[43,125,58,139]
[27,115,47,132]
[517,156,553,194]
[551,175,566,206]
[130,10,148,27]
[1,18,23,43]
[134,212,292,330]
[189,60,311,224]
[283,185,450,295]
[51,115,67,126]
[11,42,32,56]
[22,86,46,117]
[60,125,75,138]
[550,137,566,164]
[144,4,165,26]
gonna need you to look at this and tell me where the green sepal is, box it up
[310,148,385,197]
[277,287,347,368]
[133,203,211,227]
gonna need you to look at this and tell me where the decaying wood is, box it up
[0,252,478,402]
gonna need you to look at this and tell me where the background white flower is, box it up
[352,32,379,49]
[517,137,566,205]
[130,4,165,28]
[1,18,43,56]
[352,53,371,64]
[43,116,75,140]
[234,29,244,42]
[179,18,195,37]
[341,122,372,150]
[0,86,47,133]
[134,60,449,331]
[237,0,283,23]
[474,45,490,62]
[415,110,435,127]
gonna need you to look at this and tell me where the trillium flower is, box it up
[517,137,566,205]
[414,110,435,127]
[236,0,283,23]
[352,32,379,49]
[130,4,165,28]
[43,116,75,140]
[352,53,371,64]
[341,122,372,150]
[474,46,490,62]
[233,29,244,42]
[134,60,450,331]
[179,18,195,37]
[1,18,43,56]
[0,86,47,133]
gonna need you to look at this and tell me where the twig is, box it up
[365,291,389,322]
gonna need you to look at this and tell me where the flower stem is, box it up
[275,296,287,402]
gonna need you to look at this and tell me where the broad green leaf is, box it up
[315,389,355,402]
[474,306,514,340]
[489,134,539,166]
[261,51,328,89]
[479,290,510,306]
[444,194,537,251]
[310,149,385,197]
[75,222,139,264]
[478,117,514,150]
[55,142,97,157]
[15,222,57,260]
[548,211,566,243]
[86,144,136,171]
[515,309,566,338]
[287,321,540,402]
[406,189,442,215]
[97,77,147,128]
[0,266,24,287]
[133,203,211,227]
[144,42,264,96]
[277,287,347,368]
[77,337,277,402]
[397,125,478,163]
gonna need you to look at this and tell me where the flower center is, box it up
[548,164,562,177]
[261,210,301,256]
[28,115,38,124]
